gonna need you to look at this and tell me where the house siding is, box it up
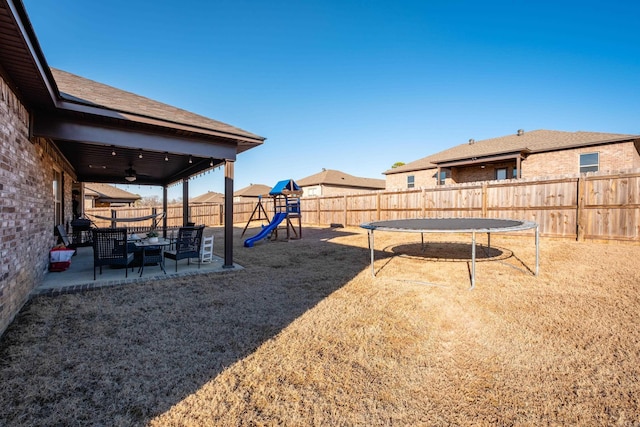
[0,76,70,336]
[386,141,640,190]
[522,142,640,178]
[301,184,382,197]
[385,169,440,190]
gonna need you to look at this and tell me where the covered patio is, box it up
[32,69,265,268]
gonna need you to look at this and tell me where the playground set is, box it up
[243,179,302,247]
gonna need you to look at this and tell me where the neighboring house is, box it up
[297,169,385,197]
[233,184,271,203]
[190,191,225,204]
[84,183,141,208]
[0,1,264,336]
[385,129,640,190]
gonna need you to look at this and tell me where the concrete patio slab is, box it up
[34,245,243,296]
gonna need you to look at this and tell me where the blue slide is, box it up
[244,212,288,247]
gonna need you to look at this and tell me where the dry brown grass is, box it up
[1,225,639,426]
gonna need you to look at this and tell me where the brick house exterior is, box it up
[385,129,640,190]
[297,169,385,197]
[1,77,73,334]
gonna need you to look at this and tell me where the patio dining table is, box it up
[133,238,171,276]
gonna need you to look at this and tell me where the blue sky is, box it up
[24,0,640,199]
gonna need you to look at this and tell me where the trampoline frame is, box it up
[360,218,539,290]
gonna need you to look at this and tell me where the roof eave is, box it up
[55,99,265,145]
[527,136,640,154]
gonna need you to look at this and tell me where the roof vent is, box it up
[517,129,525,136]
[468,138,475,144]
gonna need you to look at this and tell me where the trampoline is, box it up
[360,218,539,290]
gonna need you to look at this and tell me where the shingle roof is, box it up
[297,169,385,189]
[84,183,140,200]
[51,68,263,141]
[385,129,639,174]
[190,191,224,204]
[234,184,272,198]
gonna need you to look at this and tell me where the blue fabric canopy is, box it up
[269,179,301,195]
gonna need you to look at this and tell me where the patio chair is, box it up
[164,225,204,272]
[55,224,73,247]
[92,227,134,280]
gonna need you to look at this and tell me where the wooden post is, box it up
[110,209,116,228]
[224,160,234,268]
[343,195,348,227]
[481,182,488,218]
[577,176,586,241]
[182,178,189,226]
[162,185,168,238]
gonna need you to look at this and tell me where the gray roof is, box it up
[84,183,140,201]
[385,129,639,174]
[190,191,225,204]
[297,169,385,189]
[234,184,272,198]
[51,68,264,142]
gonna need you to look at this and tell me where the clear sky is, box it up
[23,0,640,199]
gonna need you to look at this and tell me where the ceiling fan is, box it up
[125,166,137,182]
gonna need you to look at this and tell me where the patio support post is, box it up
[162,185,168,238]
[182,178,189,226]
[223,160,234,268]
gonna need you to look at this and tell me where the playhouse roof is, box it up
[269,179,301,195]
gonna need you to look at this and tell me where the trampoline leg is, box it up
[487,232,491,249]
[369,230,376,278]
[421,232,425,252]
[470,231,476,290]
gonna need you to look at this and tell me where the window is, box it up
[53,169,62,225]
[512,168,518,179]
[407,175,415,188]
[496,168,508,180]
[438,171,447,185]
[580,152,599,173]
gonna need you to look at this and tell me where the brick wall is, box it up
[306,184,384,197]
[385,168,441,190]
[522,142,640,178]
[0,76,73,336]
[386,142,640,190]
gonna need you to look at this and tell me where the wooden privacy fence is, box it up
[300,170,640,242]
[85,170,640,242]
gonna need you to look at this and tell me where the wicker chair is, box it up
[164,225,204,272]
[92,227,134,280]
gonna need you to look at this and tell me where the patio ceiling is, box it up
[33,109,240,186]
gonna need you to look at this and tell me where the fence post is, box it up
[110,209,117,228]
[151,207,157,230]
[343,195,348,226]
[577,176,586,241]
[422,188,426,217]
[481,182,488,218]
